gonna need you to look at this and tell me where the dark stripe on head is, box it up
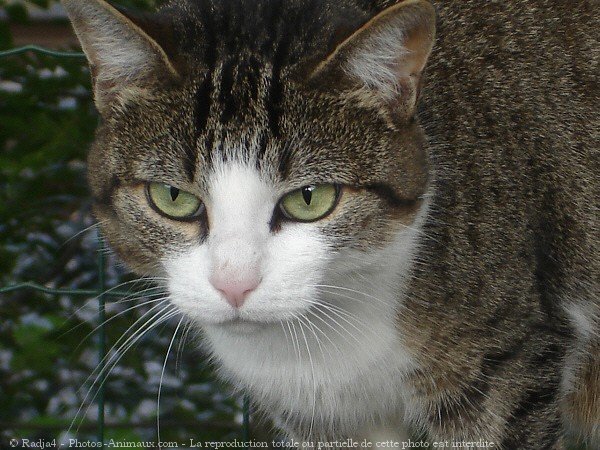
[204,129,215,168]
[218,4,235,54]
[278,140,294,179]
[265,1,291,138]
[267,61,284,138]
[200,0,218,70]
[217,136,228,164]
[245,56,261,105]
[255,131,269,171]
[195,73,213,136]
[261,0,282,52]
[183,145,198,182]
[219,58,237,124]
[193,0,219,173]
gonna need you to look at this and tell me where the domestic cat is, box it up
[62,0,599,448]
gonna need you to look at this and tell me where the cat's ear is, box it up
[62,0,179,114]
[311,0,436,119]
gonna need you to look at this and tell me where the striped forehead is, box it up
[188,53,292,184]
[152,0,373,187]
[175,0,341,182]
[134,0,371,189]
[194,55,282,132]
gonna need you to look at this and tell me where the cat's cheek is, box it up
[242,225,330,321]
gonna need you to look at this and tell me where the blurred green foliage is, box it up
[0,0,241,446]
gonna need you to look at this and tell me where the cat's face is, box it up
[64,0,435,332]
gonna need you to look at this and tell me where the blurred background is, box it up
[0,0,244,447]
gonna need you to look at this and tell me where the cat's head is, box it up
[63,0,435,332]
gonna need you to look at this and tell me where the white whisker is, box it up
[69,302,175,434]
[157,316,184,446]
[75,308,181,435]
[61,220,108,246]
[297,318,317,439]
[71,297,167,352]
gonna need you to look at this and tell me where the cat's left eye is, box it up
[280,184,340,222]
[146,183,203,221]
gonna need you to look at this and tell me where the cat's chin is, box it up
[202,317,276,335]
[219,318,270,334]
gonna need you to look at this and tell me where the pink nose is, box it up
[209,272,261,308]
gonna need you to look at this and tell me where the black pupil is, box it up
[302,186,314,206]
[170,186,180,201]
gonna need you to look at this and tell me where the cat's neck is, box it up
[203,285,415,438]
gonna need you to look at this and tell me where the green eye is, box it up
[146,183,203,220]
[280,184,339,222]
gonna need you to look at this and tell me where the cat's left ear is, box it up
[311,0,436,119]
[62,0,179,114]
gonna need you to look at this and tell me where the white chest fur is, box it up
[204,311,413,439]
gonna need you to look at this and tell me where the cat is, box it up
[62,0,599,448]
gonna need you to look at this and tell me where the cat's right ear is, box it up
[310,0,436,121]
[62,0,179,114]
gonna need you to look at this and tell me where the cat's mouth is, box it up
[214,316,275,334]
[226,314,292,325]
[211,311,303,334]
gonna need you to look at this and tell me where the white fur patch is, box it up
[165,162,327,327]
[164,160,431,438]
[565,302,598,340]
[561,301,599,396]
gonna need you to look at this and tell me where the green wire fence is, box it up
[1,45,251,446]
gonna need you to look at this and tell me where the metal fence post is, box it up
[97,237,107,445]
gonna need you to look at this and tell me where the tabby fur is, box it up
[63,0,599,448]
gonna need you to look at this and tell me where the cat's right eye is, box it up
[146,183,203,221]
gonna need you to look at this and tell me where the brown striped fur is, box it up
[63,0,599,447]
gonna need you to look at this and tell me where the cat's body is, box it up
[63,0,599,448]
